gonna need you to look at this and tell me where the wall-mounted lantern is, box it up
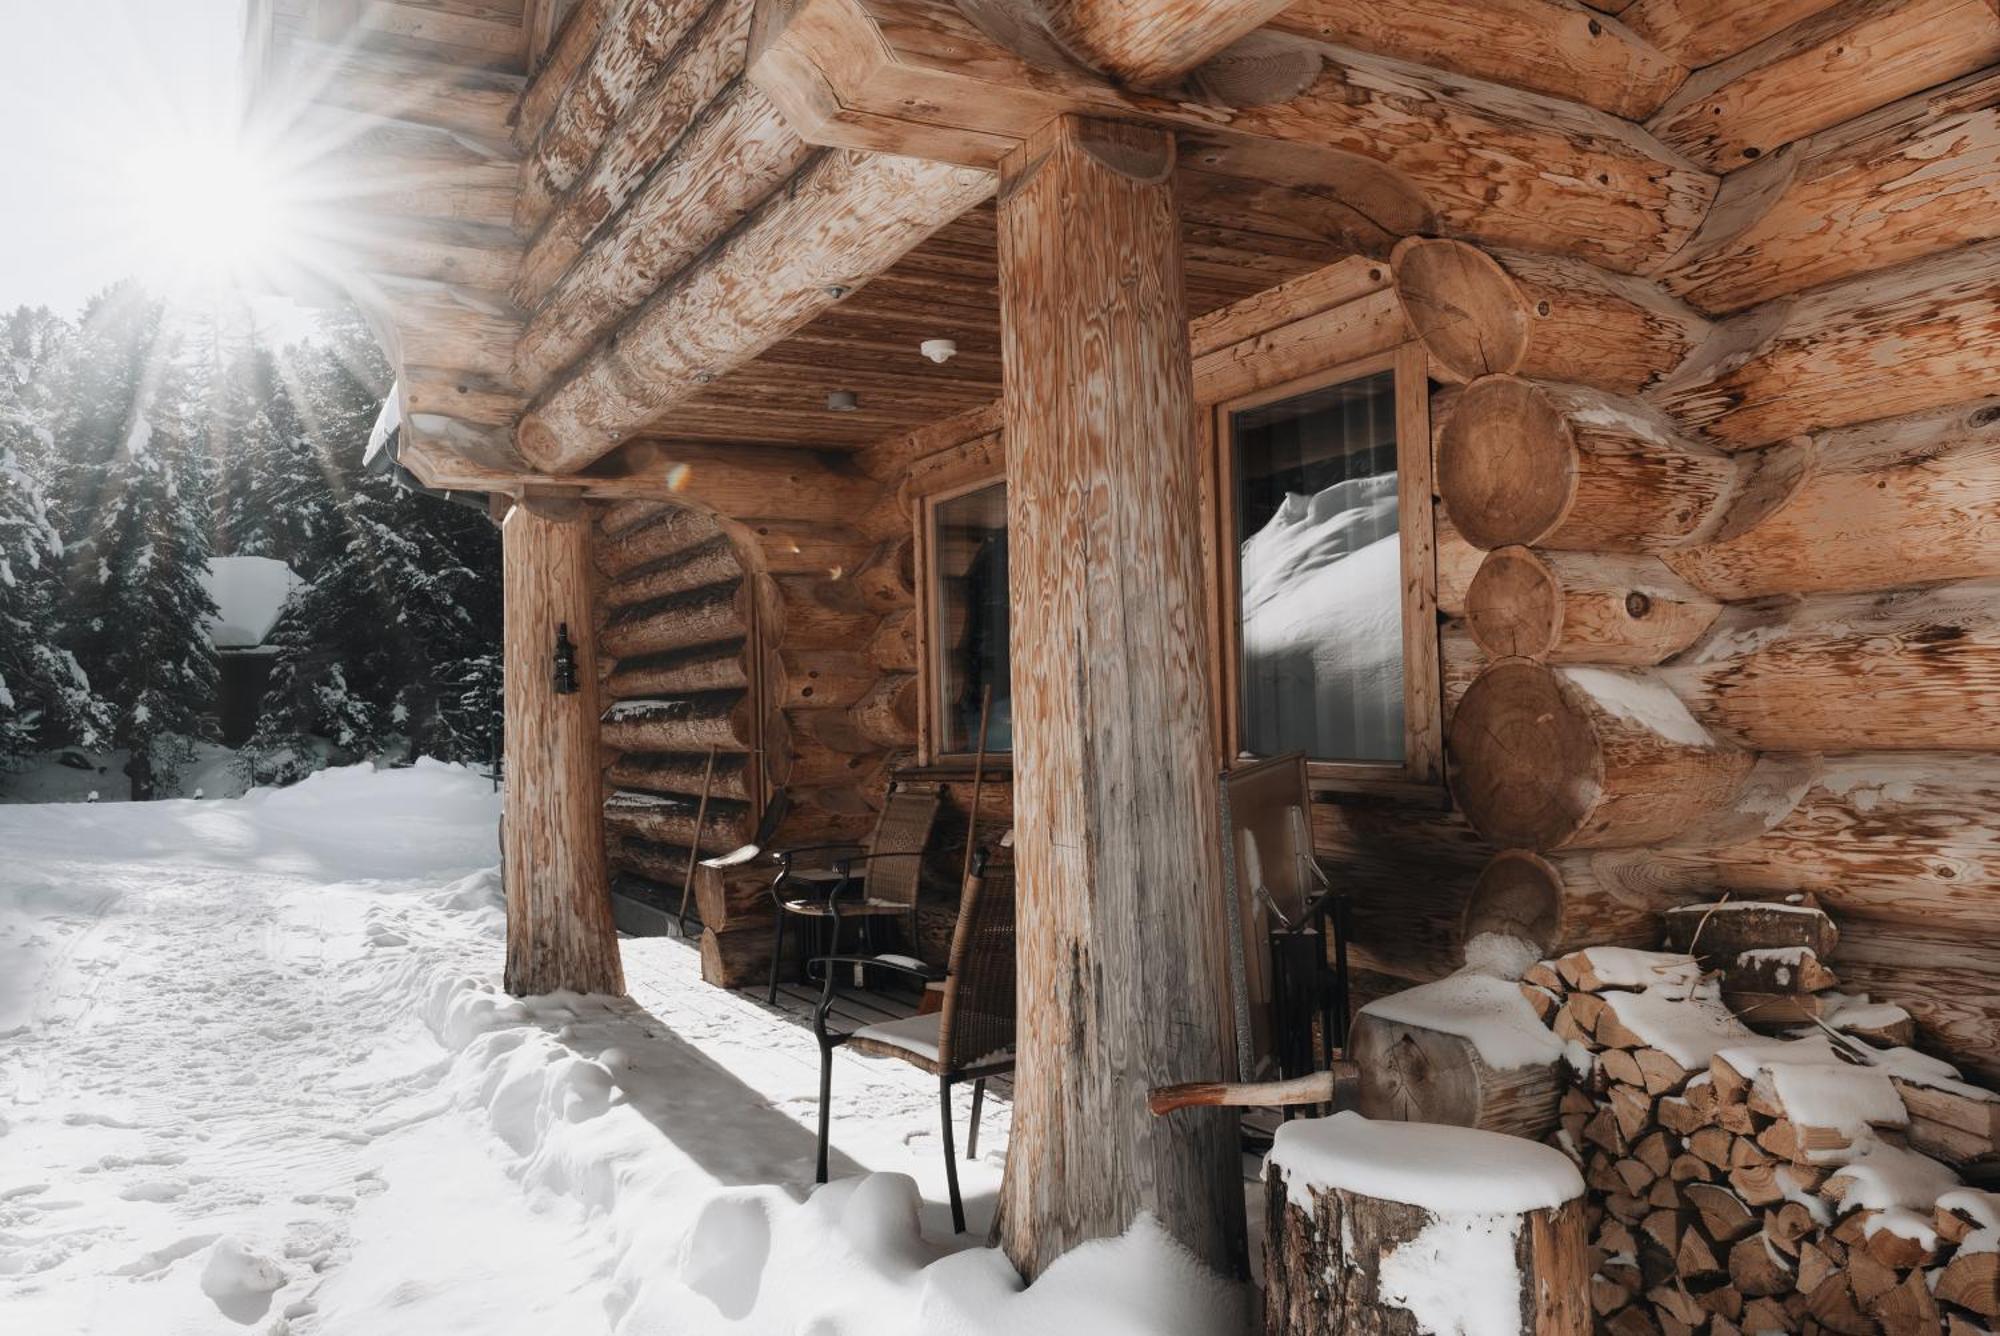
[553,622,580,695]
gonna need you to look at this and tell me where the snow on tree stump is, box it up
[1264,1113,1590,1336]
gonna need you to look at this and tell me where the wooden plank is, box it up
[994,114,1240,1281]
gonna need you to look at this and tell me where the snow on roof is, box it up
[364,382,401,468]
[200,556,302,649]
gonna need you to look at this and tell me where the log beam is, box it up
[994,115,1241,1281]
[1621,0,1843,69]
[750,0,1716,274]
[515,150,995,473]
[1466,547,1720,666]
[501,495,624,997]
[976,0,1293,88]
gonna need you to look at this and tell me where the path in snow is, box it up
[0,762,1242,1336]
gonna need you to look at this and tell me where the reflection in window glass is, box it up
[933,481,1011,754]
[1232,370,1403,763]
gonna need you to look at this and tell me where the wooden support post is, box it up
[995,115,1242,1282]
[502,495,625,998]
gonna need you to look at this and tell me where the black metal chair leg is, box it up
[967,1078,985,1160]
[816,1037,835,1184]
[939,1075,965,1233]
[768,910,787,1005]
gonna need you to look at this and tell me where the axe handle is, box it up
[1148,1061,1357,1116]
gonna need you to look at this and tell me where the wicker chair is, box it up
[765,781,942,1004]
[808,849,1016,1233]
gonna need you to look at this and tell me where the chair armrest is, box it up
[773,842,868,863]
[809,953,945,1049]
[831,850,926,866]
[807,953,945,984]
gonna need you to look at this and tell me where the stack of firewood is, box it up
[1518,898,2000,1334]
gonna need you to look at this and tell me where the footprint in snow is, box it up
[117,1180,187,1203]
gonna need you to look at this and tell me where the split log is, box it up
[1448,659,1754,851]
[1645,0,2000,171]
[599,581,748,659]
[599,692,754,754]
[1662,897,1838,967]
[1348,1008,1564,1139]
[1466,547,1719,665]
[603,790,753,854]
[603,752,753,802]
[603,534,742,608]
[516,82,812,378]
[1391,239,1712,394]
[1436,376,1737,551]
[1658,582,2000,751]
[595,503,722,577]
[1655,239,2000,449]
[1264,1115,1589,1336]
[1666,68,2000,314]
[1461,849,1662,960]
[605,641,751,698]
[1267,0,1686,119]
[1662,400,2000,599]
[516,150,996,473]
[700,925,774,989]
[848,674,918,750]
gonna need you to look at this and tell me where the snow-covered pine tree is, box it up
[57,285,219,799]
[0,305,107,763]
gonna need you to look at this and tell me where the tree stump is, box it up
[1265,1113,1589,1335]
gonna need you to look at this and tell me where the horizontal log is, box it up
[516,150,996,472]
[788,706,886,759]
[1660,581,2000,751]
[766,573,880,649]
[605,640,751,697]
[1448,658,1755,851]
[1268,0,1685,120]
[1193,286,1405,405]
[603,752,753,801]
[603,788,752,853]
[516,0,710,231]
[609,834,696,886]
[300,41,523,141]
[721,516,873,577]
[597,498,670,540]
[600,691,755,753]
[1029,0,1291,86]
[848,673,918,750]
[782,737,890,788]
[515,0,605,150]
[1655,239,2000,449]
[298,118,520,229]
[1646,0,2000,171]
[1662,399,2000,599]
[1621,0,1844,68]
[1392,239,1711,395]
[1437,376,1737,551]
[1825,924,2000,1086]
[354,3,525,66]
[868,610,918,672]
[1665,67,2000,314]
[599,580,749,659]
[753,0,1716,273]
[514,0,754,312]
[1466,547,1719,665]
[775,648,876,709]
[398,365,523,429]
[517,80,812,379]
[604,534,742,608]
[587,440,882,527]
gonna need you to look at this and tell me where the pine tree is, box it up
[0,305,106,762]
[57,286,219,799]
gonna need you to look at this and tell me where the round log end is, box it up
[1437,376,1577,551]
[1391,237,1531,384]
[1467,546,1562,660]
[1463,849,1565,956]
[1447,658,1602,850]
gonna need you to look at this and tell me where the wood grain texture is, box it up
[1654,238,2000,449]
[993,115,1241,1282]
[1665,68,2000,314]
[1349,1011,1563,1139]
[502,497,624,997]
[1646,0,2000,171]
[1391,239,1711,395]
[1662,397,2000,600]
[752,0,1717,273]
[1621,0,1842,68]
[1269,0,1686,120]
[515,0,605,148]
[1467,547,1719,666]
[982,0,1292,87]
[1462,848,1658,959]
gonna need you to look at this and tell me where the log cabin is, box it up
[243,0,2000,1317]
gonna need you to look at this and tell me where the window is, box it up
[1218,347,1439,793]
[926,480,1011,758]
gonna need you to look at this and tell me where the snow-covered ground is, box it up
[0,762,1243,1334]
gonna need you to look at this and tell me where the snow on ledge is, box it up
[1267,1111,1583,1216]
[200,555,302,649]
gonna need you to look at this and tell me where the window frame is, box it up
[916,472,1013,769]
[1209,341,1443,800]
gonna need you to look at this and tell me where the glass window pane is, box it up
[933,482,1011,754]
[1231,369,1403,764]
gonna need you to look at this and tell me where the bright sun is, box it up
[121,131,292,294]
